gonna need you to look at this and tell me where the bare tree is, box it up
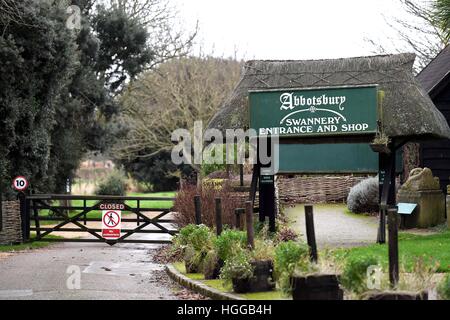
[0,0,35,34]
[102,0,198,69]
[114,56,242,166]
[366,0,448,72]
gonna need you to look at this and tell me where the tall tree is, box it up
[367,0,448,72]
[115,56,242,188]
[0,0,196,197]
[435,0,450,40]
[0,0,78,197]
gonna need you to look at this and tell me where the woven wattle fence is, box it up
[277,175,372,204]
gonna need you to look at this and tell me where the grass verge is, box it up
[334,231,450,272]
[172,262,286,300]
[0,235,62,252]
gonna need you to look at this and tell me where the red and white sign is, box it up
[12,176,29,191]
[102,210,121,239]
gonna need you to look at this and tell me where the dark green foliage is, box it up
[0,1,77,198]
[95,170,128,196]
[340,255,379,294]
[0,1,156,198]
[92,4,153,92]
[121,151,193,192]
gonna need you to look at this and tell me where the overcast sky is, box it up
[173,0,415,60]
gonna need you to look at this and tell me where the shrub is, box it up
[340,255,379,295]
[214,229,247,261]
[173,224,198,248]
[251,239,275,261]
[220,248,254,284]
[347,176,379,214]
[438,274,450,300]
[95,169,128,196]
[274,241,311,293]
[276,227,299,243]
[174,183,243,228]
[173,224,215,272]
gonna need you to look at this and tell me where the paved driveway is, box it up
[0,241,184,300]
[286,204,379,248]
[0,239,187,300]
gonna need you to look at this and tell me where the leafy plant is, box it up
[203,249,220,279]
[251,239,275,262]
[95,169,128,196]
[173,224,198,249]
[438,274,450,300]
[274,241,311,293]
[214,229,247,261]
[340,255,379,295]
[188,225,214,252]
[220,248,254,285]
[173,224,215,272]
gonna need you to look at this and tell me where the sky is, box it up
[173,0,414,60]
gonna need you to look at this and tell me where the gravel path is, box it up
[286,204,379,248]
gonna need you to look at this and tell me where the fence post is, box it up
[245,201,254,249]
[388,207,399,287]
[305,205,318,263]
[0,188,2,232]
[215,197,223,236]
[234,208,243,230]
[194,195,202,225]
[239,164,244,187]
[18,192,30,242]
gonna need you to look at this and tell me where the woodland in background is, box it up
[0,0,195,198]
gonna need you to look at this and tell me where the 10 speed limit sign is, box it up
[12,176,29,192]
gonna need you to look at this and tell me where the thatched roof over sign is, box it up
[207,53,450,140]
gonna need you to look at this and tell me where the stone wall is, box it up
[277,175,372,204]
[0,201,22,245]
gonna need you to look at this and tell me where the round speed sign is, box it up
[12,176,29,192]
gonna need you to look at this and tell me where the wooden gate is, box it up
[19,194,178,245]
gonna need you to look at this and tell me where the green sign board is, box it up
[249,86,378,138]
[278,143,378,173]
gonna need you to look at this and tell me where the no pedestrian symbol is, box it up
[102,210,121,239]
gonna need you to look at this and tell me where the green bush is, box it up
[214,229,247,261]
[274,241,311,293]
[189,225,215,252]
[220,248,254,284]
[251,239,275,261]
[173,224,198,248]
[340,255,379,294]
[95,170,128,196]
[438,274,450,300]
[174,224,215,272]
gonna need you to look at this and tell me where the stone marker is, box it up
[397,168,445,229]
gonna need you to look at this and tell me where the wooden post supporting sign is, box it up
[377,147,396,244]
[388,207,399,287]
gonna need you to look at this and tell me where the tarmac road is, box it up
[0,238,184,300]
